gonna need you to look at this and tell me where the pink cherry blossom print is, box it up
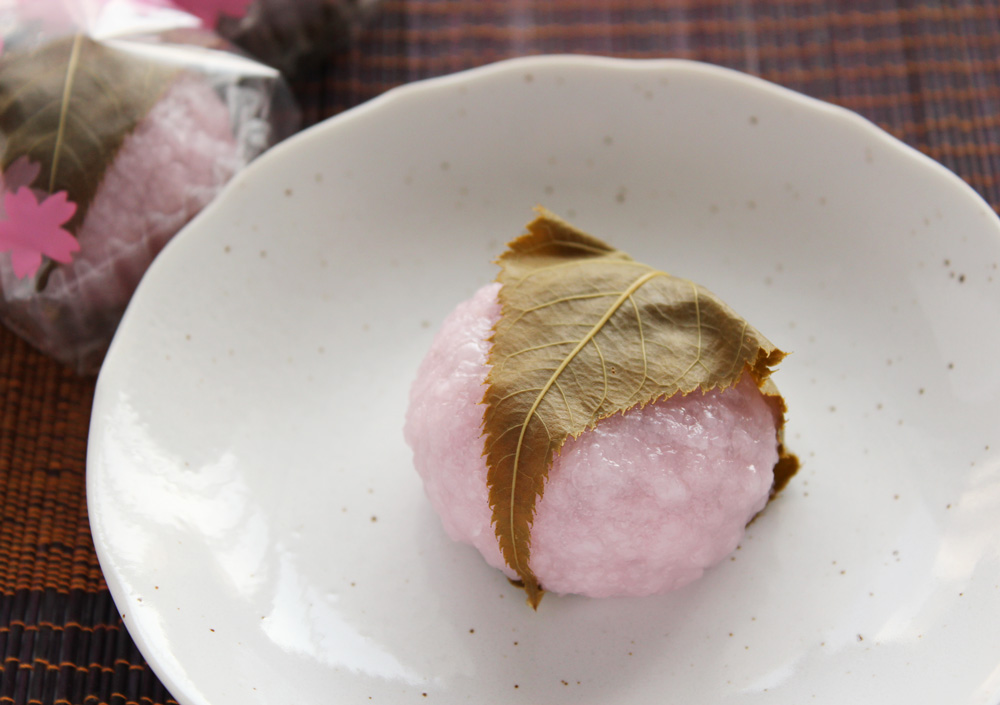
[0,188,79,279]
[169,0,253,26]
[3,157,42,192]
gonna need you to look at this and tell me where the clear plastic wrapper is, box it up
[0,0,299,373]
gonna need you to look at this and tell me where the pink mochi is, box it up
[0,73,241,373]
[404,282,781,599]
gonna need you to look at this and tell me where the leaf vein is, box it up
[49,34,85,192]
[505,258,651,291]
[553,380,574,426]
[506,269,666,576]
[589,337,609,427]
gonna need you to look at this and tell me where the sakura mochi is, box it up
[0,24,294,372]
[0,73,240,372]
[404,210,795,607]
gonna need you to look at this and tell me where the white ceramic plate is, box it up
[88,56,1000,705]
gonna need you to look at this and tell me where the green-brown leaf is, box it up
[0,34,177,235]
[483,209,791,608]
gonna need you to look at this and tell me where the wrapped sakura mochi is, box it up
[166,0,381,75]
[0,0,298,373]
[404,210,798,608]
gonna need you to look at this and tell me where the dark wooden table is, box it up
[3,1,999,703]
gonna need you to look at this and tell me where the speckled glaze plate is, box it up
[88,56,1000,705]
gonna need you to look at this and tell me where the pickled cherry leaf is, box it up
[0,34,176,235]
[483,209,790,608]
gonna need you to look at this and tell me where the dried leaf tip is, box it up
[482,210,793,606]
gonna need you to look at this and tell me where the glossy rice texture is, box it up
[404,283,779,598]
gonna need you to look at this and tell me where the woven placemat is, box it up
[2,1,998,703]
